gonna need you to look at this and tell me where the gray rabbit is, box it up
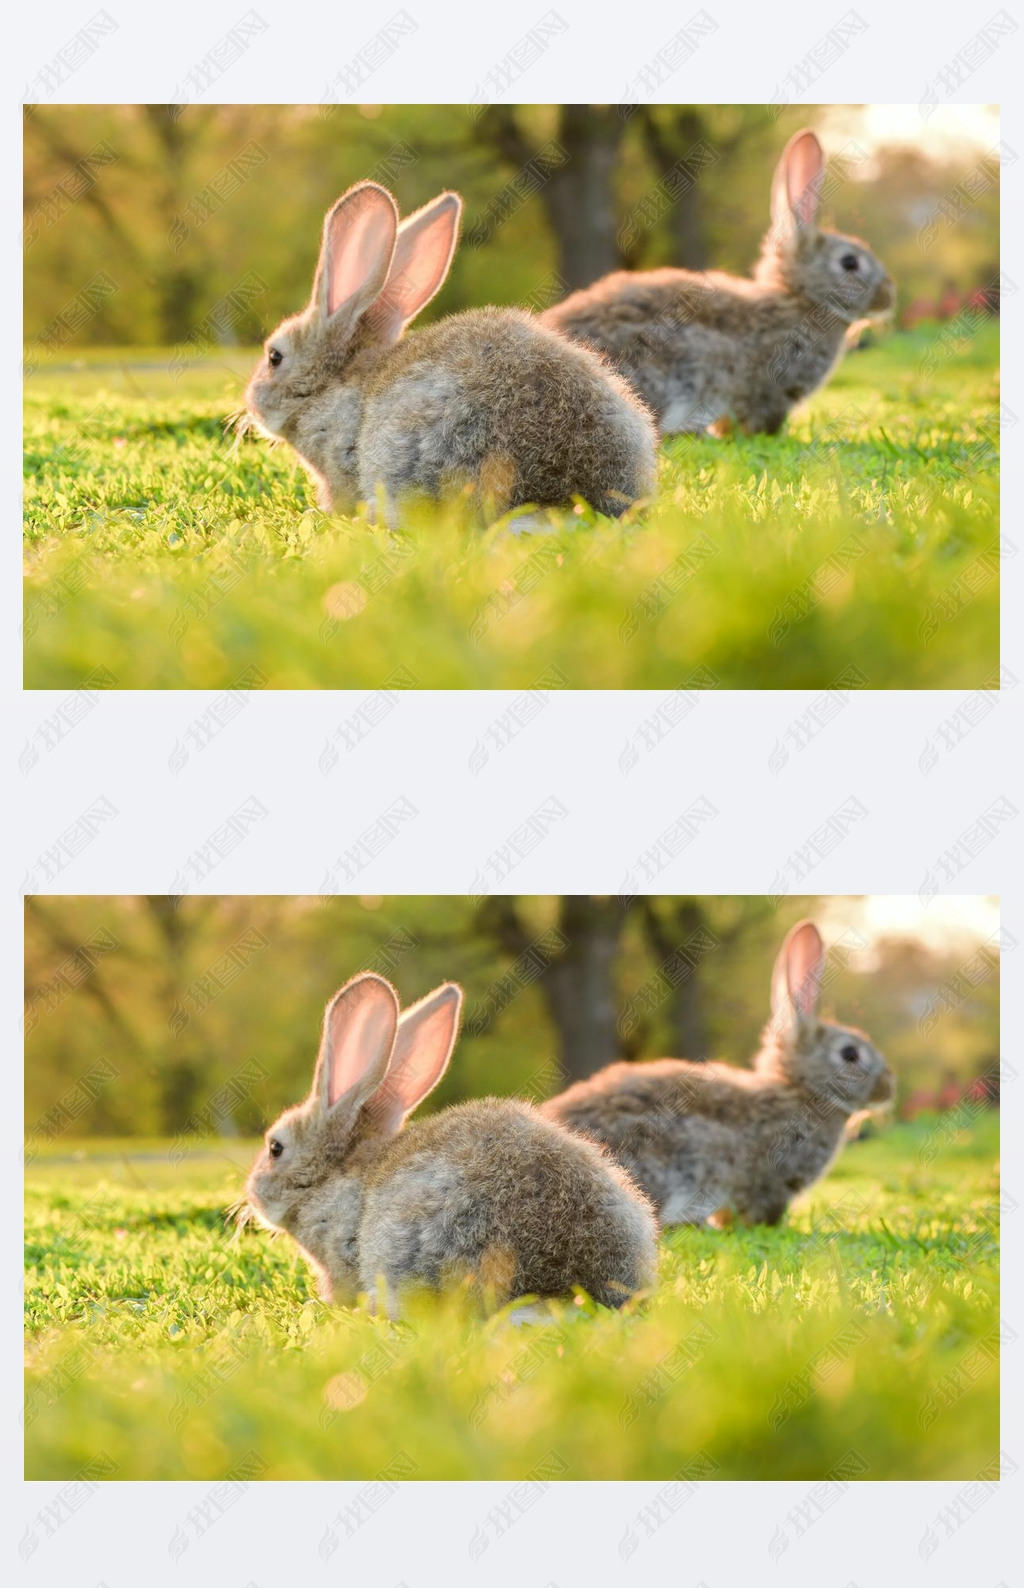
[245,973,657,1314]
[543,130,894,437]
[245,183,657,522]
[544,921,894,1227]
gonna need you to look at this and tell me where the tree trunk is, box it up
[667,109,710,270]
[142,106,203,344]
[638,107,711,270]
[144,895,204,1133]
[541,896,627,1080]
[474,895,630,1084]
[542,106,627,290]
[641,898,712,1058]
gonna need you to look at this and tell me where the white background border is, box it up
[9,1,1020,1583]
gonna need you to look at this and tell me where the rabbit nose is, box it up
[873,277,896,312]
[871,1068,895,1103]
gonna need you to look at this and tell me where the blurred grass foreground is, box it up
[25,1115,998,1481]
[23,322,999,689]
[23,898,1001,1479]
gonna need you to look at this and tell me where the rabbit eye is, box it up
[840,253,859,272]
[268,347,283,368]
[840,1044,859,1062]
[268,1138,284,1158]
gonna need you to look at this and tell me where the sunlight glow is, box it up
[821,103,999,161]
[819,894,999,958]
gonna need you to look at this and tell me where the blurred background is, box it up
[24,104,1000,350]
[24,895,1000,1152]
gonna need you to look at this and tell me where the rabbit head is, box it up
[245,182,462,444]
[757,920,894,1113]
[245,972,462,1234]
[759,130,894,322]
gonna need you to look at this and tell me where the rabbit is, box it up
[543,920,894,1228]
[542,129,895,437]
[244,182,657,524]
[244,972,657,1315]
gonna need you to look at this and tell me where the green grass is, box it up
[25,1115,999,1480]
[23,324,999,689]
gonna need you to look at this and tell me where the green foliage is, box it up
[23,105,1000,343]
[24,1117,999,1480]
[24,896,1000,1141]
[23,324,999,689]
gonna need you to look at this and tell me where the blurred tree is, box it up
[25,894,140,1055]
[474,105,627,289]
[143,894,212,1132]
[25,104,997,348]
[476,894,634,1080]
[637,897,711,1055]
[627,106,770,269]
[25,109,147,279]
[138,106,208,344]
[28,106,191,343]
[626,895,780,1059]
[23,895,1000,1138]
[632,107,711,269]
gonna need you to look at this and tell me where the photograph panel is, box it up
[23,104,1000,690]
[24,893,1001,1482]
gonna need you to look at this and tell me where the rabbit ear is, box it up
[771,130,824,238]
[313,973,399,1115]
[365,192,462,342]
[312,183,398,330]
[366,982,462,1132]
[771,921,825,1035]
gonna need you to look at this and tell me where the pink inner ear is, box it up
[787,135,824,228]
[787,925,825,1019]
[370,195,460,335]
[367,985,460,1127]
[322,979,397,1108]
[325,193,396,320]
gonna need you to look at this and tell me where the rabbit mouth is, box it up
[870,1069,896,1104]
[871,278,896,314]
[244,397,285,442]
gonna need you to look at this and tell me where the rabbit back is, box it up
[542,130,893,438]
[543,268,847,437]
[247,183,656,518]
[359,1096,657,1308]
[358,307,657,518]
[544,920,892,1228]
[544,1057,847,1227]
[544,1058,753,1223]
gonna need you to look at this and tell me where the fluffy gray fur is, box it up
[544,921,894,1227]
[245,973,657,1314]
[542,130,894,436]
[245,183,657,522]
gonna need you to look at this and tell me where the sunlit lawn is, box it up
[24,1114,999,1480]
[23,322,999,689]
